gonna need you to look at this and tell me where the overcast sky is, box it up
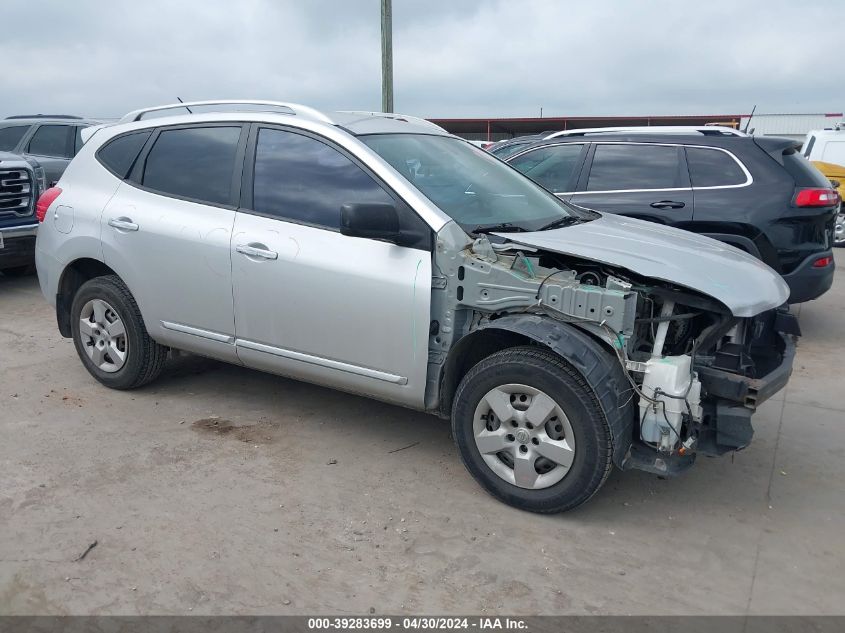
[2,0,841,120]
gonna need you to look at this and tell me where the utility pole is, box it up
[381,0,393,113]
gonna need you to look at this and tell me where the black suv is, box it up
[505,132,839,303]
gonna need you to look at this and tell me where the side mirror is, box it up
[340,203,401,242]
[830,179,841,189]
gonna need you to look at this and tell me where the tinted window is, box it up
[685,147,747,187]
[587,144,683,191]
[141,126,241,205]
[27,125,72,157]
[509,144,584,192]
[0,125,29,151]
[252,128,393,229]
[98,131,152,178]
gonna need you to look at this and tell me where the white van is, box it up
[802,128,845,246]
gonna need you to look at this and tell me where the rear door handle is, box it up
[108,217,139,231]
[236,243,278,260]
[650,200,685,209]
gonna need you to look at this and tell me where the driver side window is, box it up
[251,128,393,230]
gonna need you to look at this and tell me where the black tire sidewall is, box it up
[452,348,610,513]
[70,277,149,389]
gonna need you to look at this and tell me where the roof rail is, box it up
[336,110,447,133]
[6,114,83,120]
[544,125,747,139]
[118,100,335,124]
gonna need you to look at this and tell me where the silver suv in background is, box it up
[35,101,798,513]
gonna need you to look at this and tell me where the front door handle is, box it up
[108,217,139,231]
[650,200,685,209]
[236,243,278,260]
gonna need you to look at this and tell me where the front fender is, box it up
[475,314,635,469]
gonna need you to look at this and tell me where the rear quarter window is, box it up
[685,147,747,187]
[97,131,153,178]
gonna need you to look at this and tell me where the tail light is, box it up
[812,256,833,268]
[35,187,62,222]
[794,187,840,207]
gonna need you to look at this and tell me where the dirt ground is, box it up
[1,253,843,616]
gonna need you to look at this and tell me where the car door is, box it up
[568,143,694,226]
[23,124,76,185]
[507,143,588,195]
[231,125,432,408]
[100,123,245,363]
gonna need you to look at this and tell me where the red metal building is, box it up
[427,114,746,142]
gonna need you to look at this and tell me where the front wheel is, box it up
[70,275,167,389]
[834,212,844,247]
[452,346,612,513]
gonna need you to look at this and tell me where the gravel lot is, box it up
[1,254,843,615]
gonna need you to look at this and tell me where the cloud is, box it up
[0,0,840,120]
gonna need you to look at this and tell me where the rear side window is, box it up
[780,148,831,188]
[140,126,241,206]
[509,144,584,192]
[587,144,684,191]
[97,131,152,178]
[27,125,73,158]
[685,147,747,187]
[252,127,393,229]
[0,125,29,151]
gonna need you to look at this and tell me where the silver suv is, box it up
[35,101,798,513]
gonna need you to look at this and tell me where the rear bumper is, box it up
[782,249,835,303]
[0,223,38,269]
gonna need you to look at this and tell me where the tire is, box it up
[834,213,844,248]
[70,275,167,389]
[2,265,35,277]
[452,346,612,513]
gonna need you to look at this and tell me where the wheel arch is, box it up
[439,314,635,468]
[56,258,119,337]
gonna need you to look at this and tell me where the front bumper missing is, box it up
[696,331,796,410]
[624,313,798,475]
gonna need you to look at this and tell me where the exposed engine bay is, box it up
[428,225,799,476]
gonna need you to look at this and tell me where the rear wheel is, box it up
[452,346,612,513]
[71,275,167,389]
[834,211,844,247]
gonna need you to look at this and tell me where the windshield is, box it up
[361,134,582,233]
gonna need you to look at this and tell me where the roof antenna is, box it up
[742,105,756,134]
[176,97,193,114]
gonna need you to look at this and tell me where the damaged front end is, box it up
[429,221,798,477]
